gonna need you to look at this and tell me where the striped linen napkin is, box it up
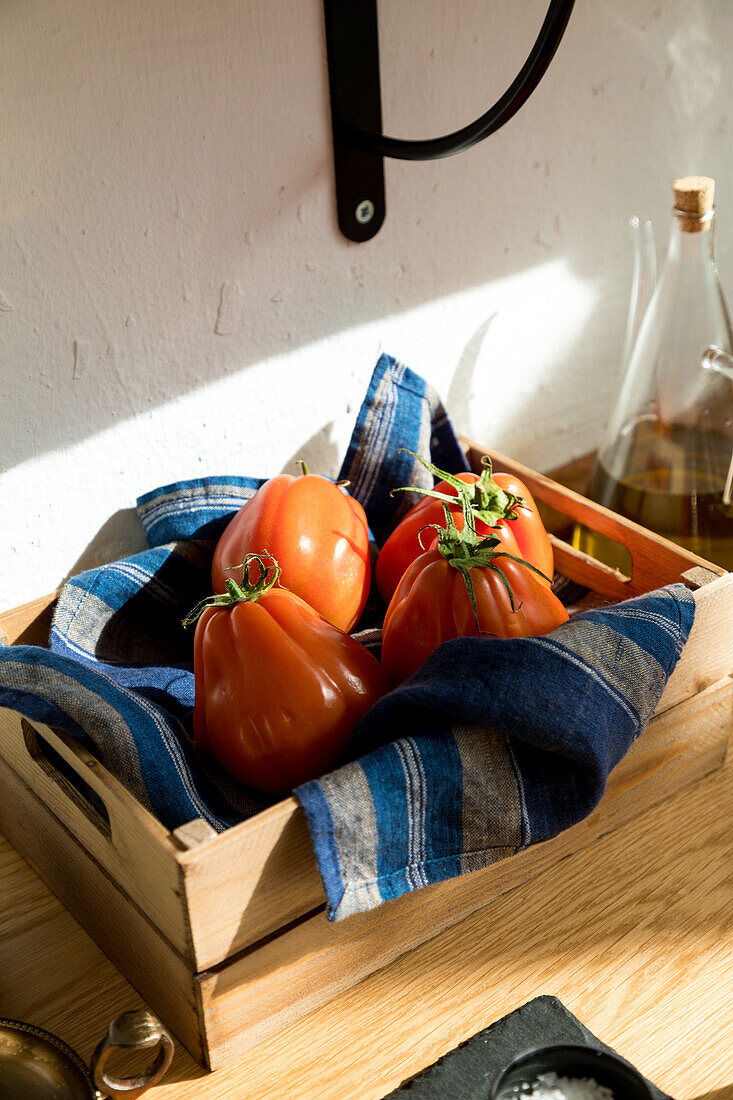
[0,354,695,919]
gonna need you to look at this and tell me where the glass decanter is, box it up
[576,176,733,571]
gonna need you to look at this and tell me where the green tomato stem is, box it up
[182,553,281,629]
[430,501,550,634]
[392,449,520,527]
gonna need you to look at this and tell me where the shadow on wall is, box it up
[1,0,728,476]
[62,508,149,583]
[447,313,499,434]
[60,422,344,579]
[281,423,342,479]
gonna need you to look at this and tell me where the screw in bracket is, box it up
[355,199,375,225]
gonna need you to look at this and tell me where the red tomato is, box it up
[375,460,553,603]
[212,469,371,633]
[189,557,388,793]
[380,536,569,687]
[493,472,554,584]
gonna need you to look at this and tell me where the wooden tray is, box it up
[0,444,731,1069]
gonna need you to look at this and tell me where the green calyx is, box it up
[182,553,281,629]
[393,450,520,527]
[425,497,547,635]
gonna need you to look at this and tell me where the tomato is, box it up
[187,556,388,793]
[493,471,554,583]
[212,466,371,633]
[380,516,569,686]
[375,457,553,603]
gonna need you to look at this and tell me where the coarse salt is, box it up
[518,1070,615,1099]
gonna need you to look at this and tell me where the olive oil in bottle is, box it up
[579,176,733,572]
[574,421,733,571]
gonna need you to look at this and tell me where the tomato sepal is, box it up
[182,553,280,630]
[391,449,521,528]
[429,499,553,637]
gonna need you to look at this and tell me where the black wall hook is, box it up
[323,0,576,242]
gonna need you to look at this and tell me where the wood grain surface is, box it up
[2,454,732,1094]
[1,677,727,1070]
[2,743,732,1099]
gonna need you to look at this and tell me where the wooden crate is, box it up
[0,445,732,1070]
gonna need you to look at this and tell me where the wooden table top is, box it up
[2,748,733,1100]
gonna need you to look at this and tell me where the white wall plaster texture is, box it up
[1,0,732,606]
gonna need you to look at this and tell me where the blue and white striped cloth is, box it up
[0,354,695,920]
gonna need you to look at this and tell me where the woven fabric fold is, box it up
[0,354,464,835]
[0,351,696,920]
[296,585,695,919]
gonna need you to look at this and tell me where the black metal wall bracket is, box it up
[323,0,576,243]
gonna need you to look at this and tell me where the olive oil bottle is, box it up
[578,177,733,572]
[574,421,733,571]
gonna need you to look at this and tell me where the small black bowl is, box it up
[489,1042,655,1099]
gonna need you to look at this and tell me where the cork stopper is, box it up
[673,175,715,232]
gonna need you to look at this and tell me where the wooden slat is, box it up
[0,589,326,968]
[680,564,721,589]
[0,748,205,1063]
[463,440,727,596]
[656,570,733,714]
[549,534,632,599]
[0,710,192,962]
[178,799,322,970]
[0,590,58,646]
[0,707,324,973]
[172,818,219,850]
[197,678,732,1068]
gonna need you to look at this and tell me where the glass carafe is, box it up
[575,176,733,571]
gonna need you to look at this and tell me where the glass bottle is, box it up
[575,176,733,571]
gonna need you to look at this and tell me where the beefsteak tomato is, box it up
[186,555,388,793]
[212,465,371,633]
[375,455,553,603]
[380,507,569,686]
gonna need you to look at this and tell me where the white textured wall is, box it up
[2,0,732,608]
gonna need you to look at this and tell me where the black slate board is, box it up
[382,995,672,1099]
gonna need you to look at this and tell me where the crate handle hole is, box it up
[22,720,112,839]
[567,525,633,580]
